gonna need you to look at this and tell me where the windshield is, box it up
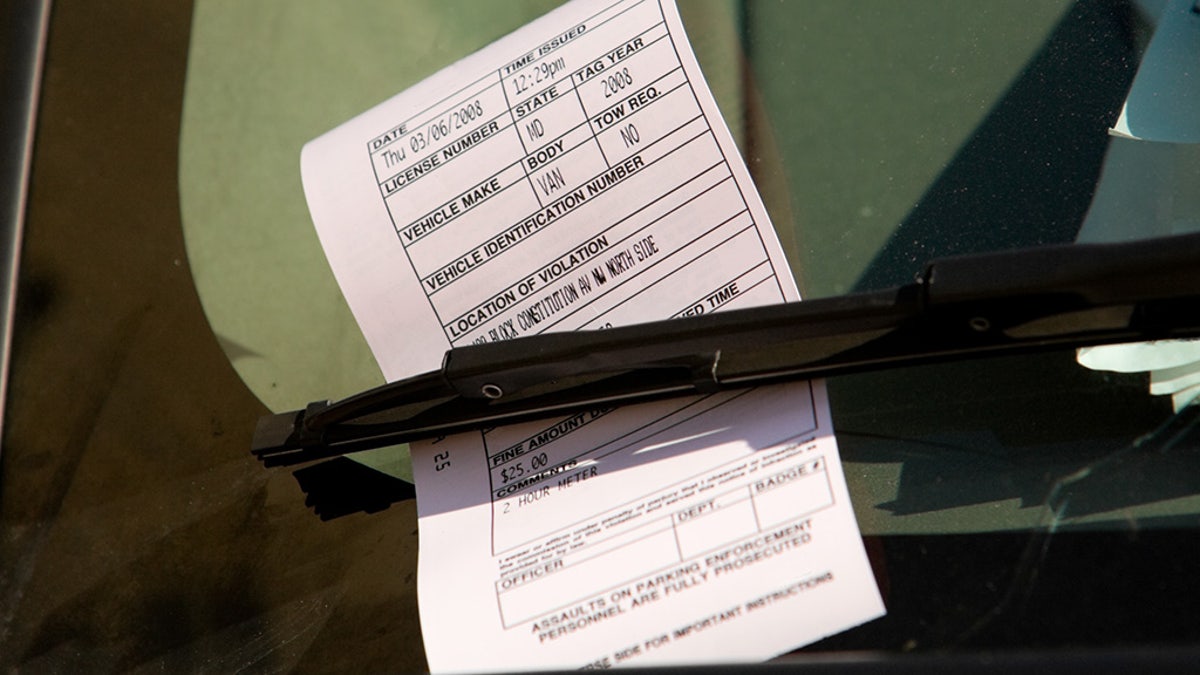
[2,0,1198,670]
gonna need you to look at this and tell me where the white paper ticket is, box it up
[299,0,884,671]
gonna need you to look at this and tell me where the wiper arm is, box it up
[252,232,1200,466]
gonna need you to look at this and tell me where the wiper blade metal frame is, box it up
[252,232,1200,466]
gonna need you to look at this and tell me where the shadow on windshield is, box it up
[852,0,1138,291]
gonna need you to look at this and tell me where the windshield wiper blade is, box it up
[252,232,1200,466]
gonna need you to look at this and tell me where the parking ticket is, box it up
[299,0,885,670]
